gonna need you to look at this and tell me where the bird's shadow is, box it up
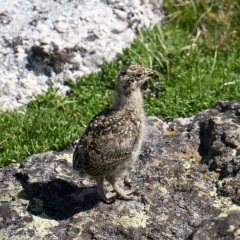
[15,172,99,221]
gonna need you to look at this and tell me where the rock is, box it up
[114,9,128,20]
[36,23,52,34]
[111,20,128,33]
[0,0,164,111]
[54,21,69,33]
[187,206,240,240]
[217,173,240,205]
[0,12,12,25]
[0,101,240,239]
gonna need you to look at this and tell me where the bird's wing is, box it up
[73,108,142,177]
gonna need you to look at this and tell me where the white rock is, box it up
[73,70,84,79]
[36,23,51,33]
[111,21,128,33]
[0,0,164,111]
[131,0,141,8]
[50,37,64,48]
[114,9,128,20]
[79,65,91,75]
[54,21,69,33]
[69,53,81,64]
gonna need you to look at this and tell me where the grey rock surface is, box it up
[0,0,164,110]
[187,208,240,240]
[0,100,240,239]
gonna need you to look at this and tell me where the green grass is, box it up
[0,0,240,167]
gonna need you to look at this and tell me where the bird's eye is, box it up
[119,72,125,76]
[136,74,142,78]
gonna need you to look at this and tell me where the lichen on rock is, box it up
[0,101,240,239]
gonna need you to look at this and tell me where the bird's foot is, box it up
[106,176,136,200]
[124,175,133,188]
[113,185,136,200]
[96,178,116,204]
[103,192,117,203]
[100,193,116,204]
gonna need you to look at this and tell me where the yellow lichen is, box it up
[158,186,168,194]
[213,196,232,210]
[193,181,206,189]
[207,186,218,197]
[215,201,240,218]
[218,208,229,218]
[201,174,212,181]
[212,116,223,124]
[55,166,62,173]
[178,153,201,162]
[56,153,72,164]
[183,162,191,170]
[0,225,32,240]
[32,151,54,159]
[214,172,219,181]
[113,210,149,228]
[30,215,59,238]
[164,130,176,135]
[228,225,235,232]
[228,204,240,212]
[1,176,61,238]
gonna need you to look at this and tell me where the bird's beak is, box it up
[147,71,155,77]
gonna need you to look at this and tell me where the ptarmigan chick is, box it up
[73,65,154,203]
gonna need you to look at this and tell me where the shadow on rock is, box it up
[16,172,99,220]
[26,45,77,76]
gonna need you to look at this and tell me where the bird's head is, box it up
[117,65,155,95]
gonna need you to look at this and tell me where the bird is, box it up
[73,64,155,203]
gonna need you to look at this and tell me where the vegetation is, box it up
[0,0,239,167]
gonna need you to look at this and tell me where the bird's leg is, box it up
[106,176,135,200]
[124,173,133,188]
[96,178,115,203]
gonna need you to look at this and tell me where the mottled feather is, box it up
[73,108,141,177]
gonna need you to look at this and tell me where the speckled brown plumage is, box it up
[73,64,154,203]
